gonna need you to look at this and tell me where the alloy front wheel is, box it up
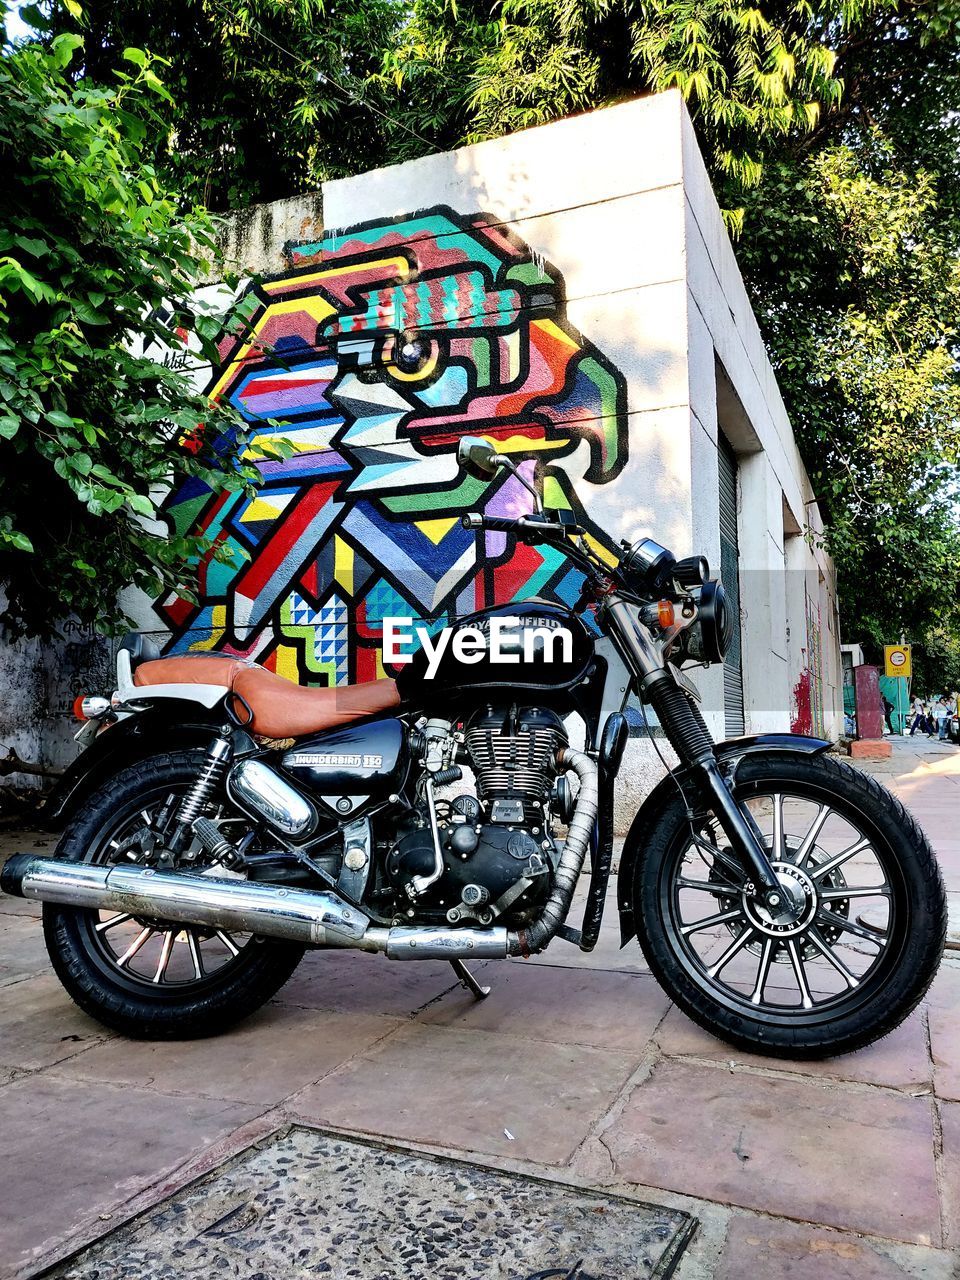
[632,752,945,1057]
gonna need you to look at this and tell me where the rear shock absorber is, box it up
[177,735,233,824]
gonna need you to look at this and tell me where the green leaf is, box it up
[13,236,49,259]
[127,493,155,517]
[19,5,50,31]
[73,302,110,325]
[122,47,148,68]
[141,69,172,101]
[49,33,84,68]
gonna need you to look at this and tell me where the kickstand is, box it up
[450,958,491,1000]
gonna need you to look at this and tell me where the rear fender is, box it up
[616,732,831,946]
[42,706,226,829]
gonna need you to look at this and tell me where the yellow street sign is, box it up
[884,645,912,679]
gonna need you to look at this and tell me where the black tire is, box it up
[43,751,305,1040]
[632,752,946,1058]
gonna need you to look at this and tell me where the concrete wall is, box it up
[0,596,114,786]
[679,109,842,742]
[0,91,842,810]
[214,193,324,279]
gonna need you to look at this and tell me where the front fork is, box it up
[602,595,784,907]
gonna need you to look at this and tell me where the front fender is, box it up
[42,707,224,829]
[713,733,832,766]
[616,732,831,946]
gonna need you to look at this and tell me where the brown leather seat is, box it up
[133,655,400,739]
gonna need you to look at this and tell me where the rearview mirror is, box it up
[457,436,501,479]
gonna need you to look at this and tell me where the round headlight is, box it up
[620,537,676,593]
[696,580,733,664]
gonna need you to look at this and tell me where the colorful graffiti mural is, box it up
[805,593,826,737]
[791,590,826,736]
[158,206,629,685]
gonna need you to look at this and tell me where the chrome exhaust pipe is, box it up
[363,925,508,960]
[507,745,600,956]
[0,855,508,958]
[1,854,368,947]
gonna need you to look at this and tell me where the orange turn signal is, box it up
[657,600,676,629]
[73,694,111,722]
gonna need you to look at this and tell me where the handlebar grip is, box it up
[461,513,520,533]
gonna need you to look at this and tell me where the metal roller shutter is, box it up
[718,436,745,736]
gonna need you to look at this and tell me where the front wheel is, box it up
[632,753,946,1058]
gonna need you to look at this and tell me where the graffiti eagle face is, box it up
[159,206,628,685]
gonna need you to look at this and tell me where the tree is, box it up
[732,0,960,648]
[0,33,263,638]
[739,145,960,650]
[911,625,960,698]
[43,0,408,211]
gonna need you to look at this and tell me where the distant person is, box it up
[937,695,953,741]
[909,698,929,736]
[926,702,938,737]
[882,694,895,734]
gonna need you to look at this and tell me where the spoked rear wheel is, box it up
[44,752,305,1039]
[633,753,946,1057]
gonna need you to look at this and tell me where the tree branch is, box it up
[0,748,63,780]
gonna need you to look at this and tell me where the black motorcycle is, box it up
[1,437,945,1057]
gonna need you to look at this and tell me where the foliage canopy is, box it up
[0,33,264,637]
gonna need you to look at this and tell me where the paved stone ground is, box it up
[0,733,958,1279]
[45,1128,696,1279]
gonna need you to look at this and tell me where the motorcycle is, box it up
[1,437,945,1056]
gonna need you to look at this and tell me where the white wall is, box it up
[679,104,842,741]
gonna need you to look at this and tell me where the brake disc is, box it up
[707,843,849,961]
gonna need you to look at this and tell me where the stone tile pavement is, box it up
[0,733,958,1278]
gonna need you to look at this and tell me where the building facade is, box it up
[0,91,843,809]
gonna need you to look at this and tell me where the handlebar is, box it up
[461,511,587,536]
[461,513,522,534]
[461,512,581,542]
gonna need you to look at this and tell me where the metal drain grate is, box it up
[45,1127,696,1279]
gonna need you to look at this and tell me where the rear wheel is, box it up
[633,753,946,1057]
[44,752,305,1039]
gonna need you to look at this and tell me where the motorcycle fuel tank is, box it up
[280,718,408,796]
[395,600,594,700]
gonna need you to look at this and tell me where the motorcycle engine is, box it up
[386,706,568,926]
